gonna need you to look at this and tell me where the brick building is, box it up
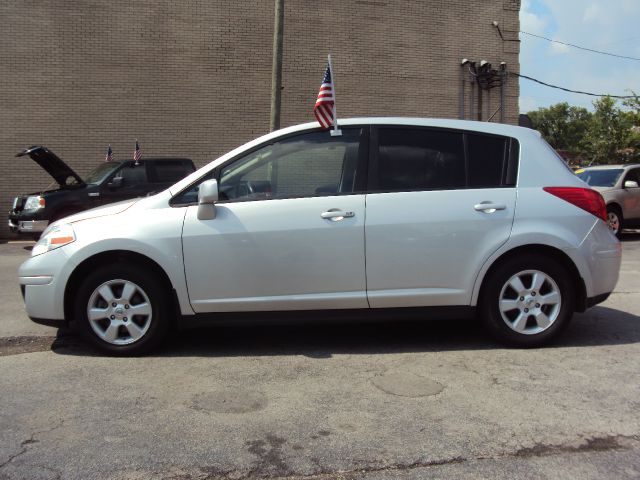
[0,0,520,238]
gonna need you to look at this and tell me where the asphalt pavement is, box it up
[0,237,639,479]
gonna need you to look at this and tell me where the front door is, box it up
[621,167,640,221]
[181,128,369,313]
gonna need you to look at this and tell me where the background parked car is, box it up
[8,146,195,237]
[575,164,640,237]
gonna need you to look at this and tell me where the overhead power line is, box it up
[513,73,636,99]
[520,31,640,61]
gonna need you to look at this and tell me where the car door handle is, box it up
[321,209,355,221]
[474,202,506,213]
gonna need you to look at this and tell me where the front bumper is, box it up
[19,275,65,322]
[19,247,73,323]
[13,219,49,233]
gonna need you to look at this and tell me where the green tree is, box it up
[527,102,591,154]
[623,92,640,162]
[584,96,634,164]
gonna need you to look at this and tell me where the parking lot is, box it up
[1,238,639,480]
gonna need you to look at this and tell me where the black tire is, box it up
[73,263,171,356]
[479,254,575,347]
[606,205,623,238]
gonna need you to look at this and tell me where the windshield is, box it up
[84,162,120,184]
[576,168,623,187]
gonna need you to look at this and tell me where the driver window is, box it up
[116,163,147,186]
[218,129,361,202]
[624,169,640,186]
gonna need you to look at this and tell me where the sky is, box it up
[519,0,640,113]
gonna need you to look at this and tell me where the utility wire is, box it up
[520,31,640,61]
[513,73,636,99]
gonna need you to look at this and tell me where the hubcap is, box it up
[607,211,620,234]
[87,279,152,345]
[498,270,561,335]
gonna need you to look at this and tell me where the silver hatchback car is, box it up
[18,118,621,355]
[576,164,640,237]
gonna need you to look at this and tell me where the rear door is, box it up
[365,126,518,308]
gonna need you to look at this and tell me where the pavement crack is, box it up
[0,445,28,471]
[0,419,66,471]
[509,434,638,458]
[211,434,640,480]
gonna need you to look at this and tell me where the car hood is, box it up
[16,146,86,188]
[53,199,138,226]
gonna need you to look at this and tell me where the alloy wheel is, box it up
[86,279,153,345]
[498,269,561,335]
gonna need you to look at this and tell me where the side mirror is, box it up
[624,180,639,189]
[197,179,218,220]
[107,177,123,189]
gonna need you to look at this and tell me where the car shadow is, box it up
[620,230,640,242]
[50,305,640,358]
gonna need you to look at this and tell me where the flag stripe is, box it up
[313,63,335,130]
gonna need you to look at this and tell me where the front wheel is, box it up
[480,255,575,347]
[74,264,170,355]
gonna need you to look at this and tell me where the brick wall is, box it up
[0,0,519,238]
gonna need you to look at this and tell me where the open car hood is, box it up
[16,146,85,187]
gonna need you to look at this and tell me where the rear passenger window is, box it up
[467,133,508,188]
[376,128,465,191]
[374,127,517,191]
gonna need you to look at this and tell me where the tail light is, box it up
[543,187,607,222]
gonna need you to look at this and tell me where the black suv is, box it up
[9,146,196,237]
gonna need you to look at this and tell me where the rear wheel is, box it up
[480,255,575,347]
[606,206,623,238]
[74,263,170,355]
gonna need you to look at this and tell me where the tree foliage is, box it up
[527,96,640,165]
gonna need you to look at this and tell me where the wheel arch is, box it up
[606,202,622,214]
[64,250,180,323]
[476,244,588,313]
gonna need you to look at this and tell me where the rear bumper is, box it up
[579,221,621,299]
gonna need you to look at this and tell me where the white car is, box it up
[19,118,621,355]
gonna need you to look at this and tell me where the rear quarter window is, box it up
[466,133,509,188]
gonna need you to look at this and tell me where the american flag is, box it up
[133,140,141,163]
[314,63,335,129]
[105,144,113,162]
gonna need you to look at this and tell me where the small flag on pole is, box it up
[105,144,113,162]
[314,59,336,130]
[133,140,141,164]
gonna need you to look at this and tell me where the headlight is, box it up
[32,224,76,257]
[24,195,45,210]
